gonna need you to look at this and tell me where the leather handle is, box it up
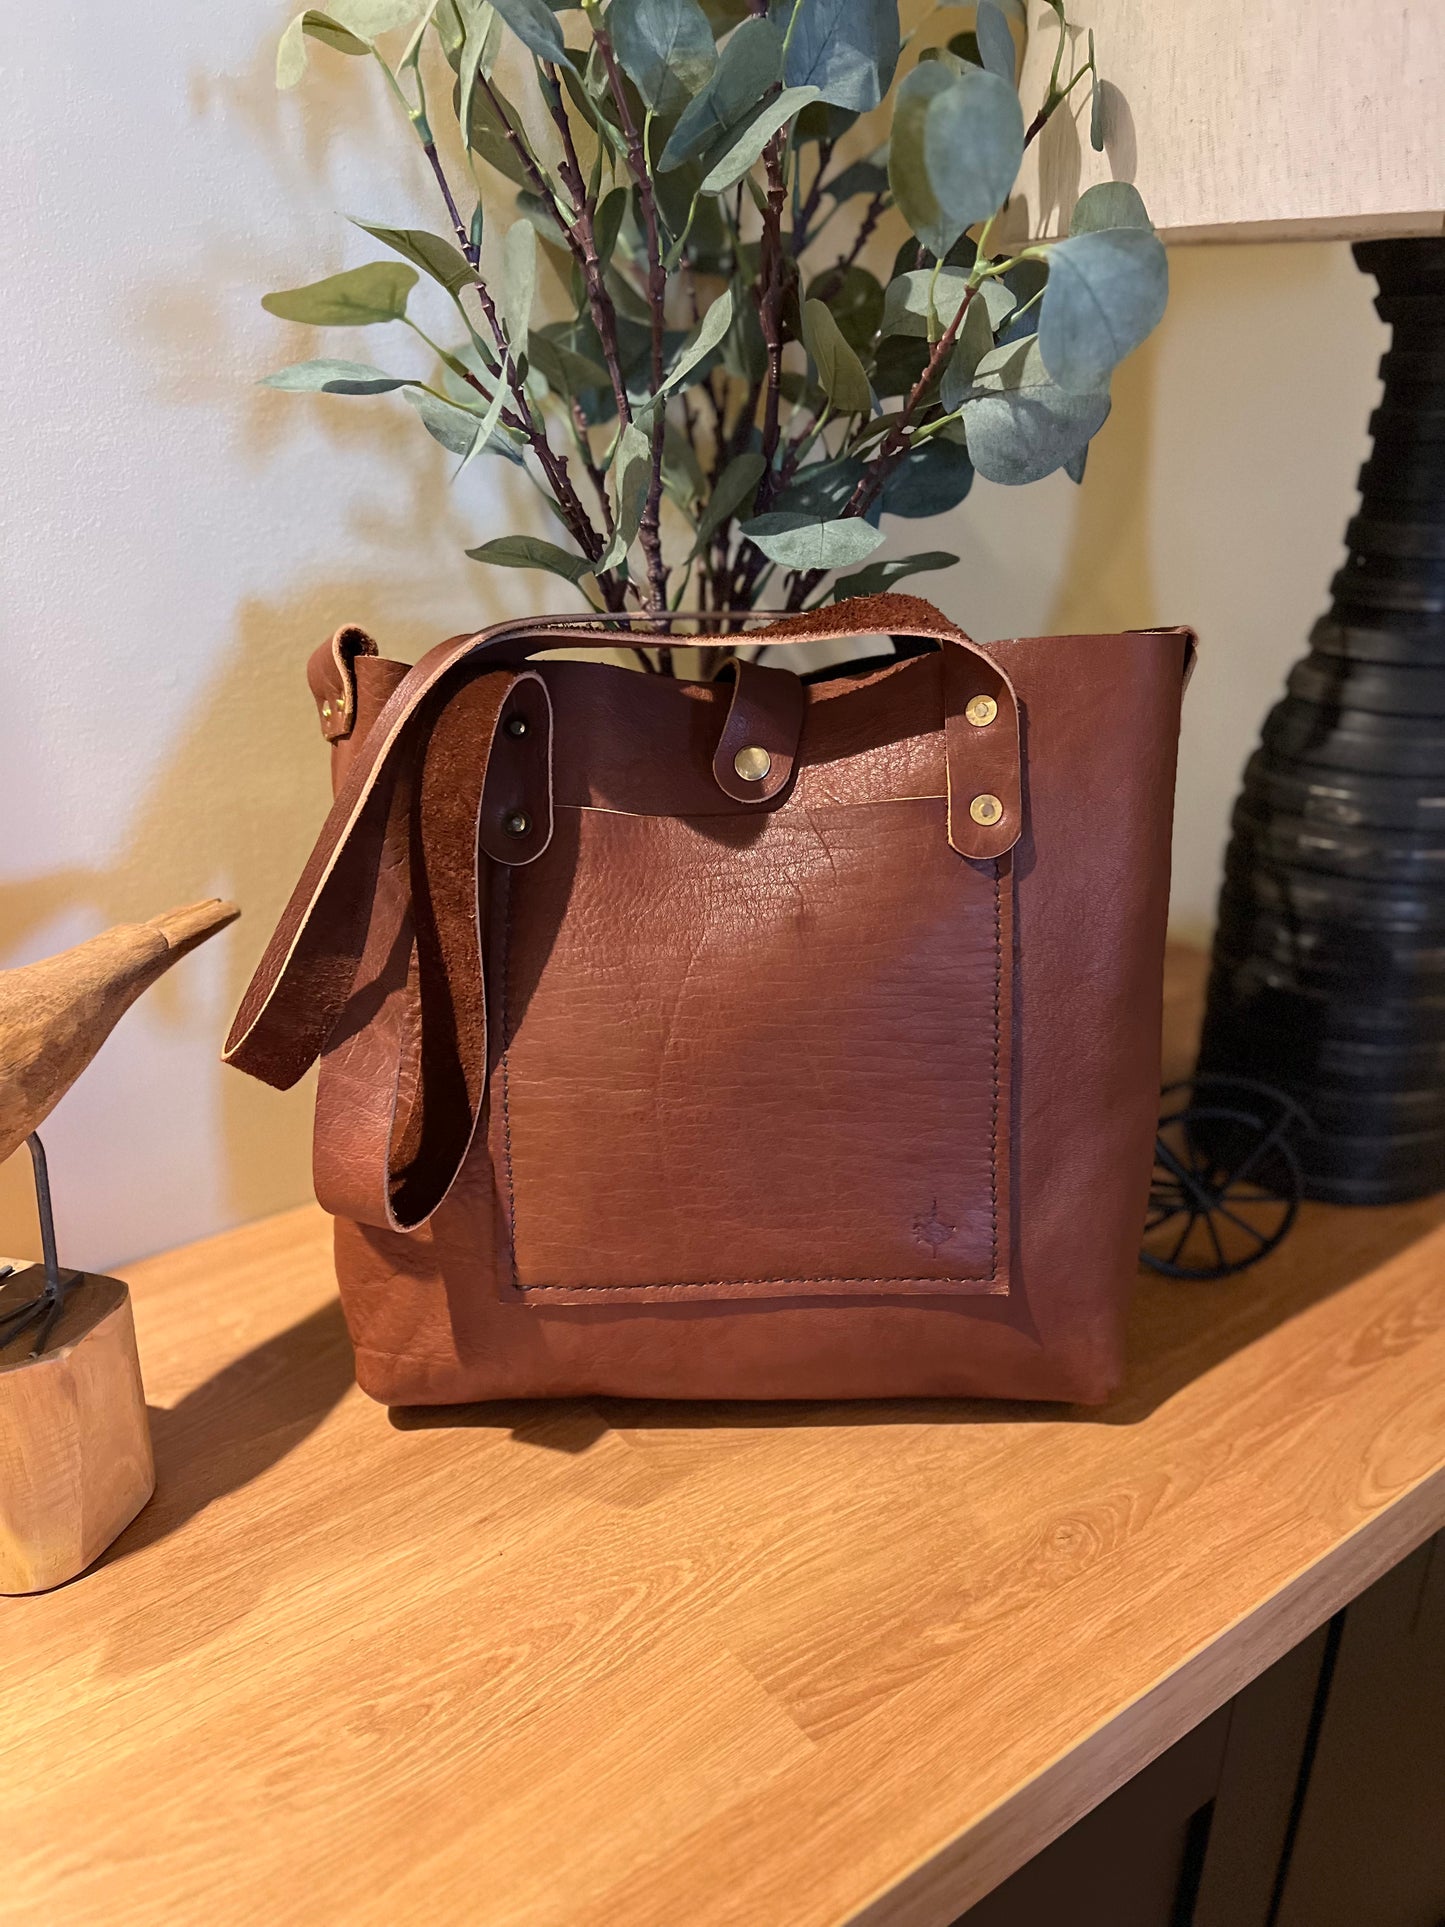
[445,593,1023,860]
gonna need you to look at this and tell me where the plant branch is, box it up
[591,21,670,619]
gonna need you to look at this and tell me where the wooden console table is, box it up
[5,950,1445,1926]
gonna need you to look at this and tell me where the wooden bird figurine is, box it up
[0,899,239,1166]
[0,896,238,1593]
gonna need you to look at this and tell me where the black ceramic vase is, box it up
[1198,237,1445,1205]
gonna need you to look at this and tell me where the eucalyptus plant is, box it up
[262,0,1167,637]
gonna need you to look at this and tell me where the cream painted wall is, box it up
[1,4,1386,1269]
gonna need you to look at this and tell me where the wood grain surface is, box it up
[4,949,1444,1927]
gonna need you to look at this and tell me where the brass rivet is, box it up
[733,745,772,783]
[321,700,333,718]
[504,714,529,738]
[969,793,1003,826]
[965,695,998,728]
[503,810,531,838]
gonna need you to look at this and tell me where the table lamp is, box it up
[1008,1,1445,1202]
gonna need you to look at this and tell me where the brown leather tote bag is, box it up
[225,592,1193,1406]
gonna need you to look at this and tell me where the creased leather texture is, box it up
[227,594,1193,1406]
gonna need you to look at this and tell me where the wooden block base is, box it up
[0,1267,155,1594]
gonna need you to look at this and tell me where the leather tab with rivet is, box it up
[307,624,379,743]
[476,672,554,866]
[942,643,1022,861]
[711,657,805,803]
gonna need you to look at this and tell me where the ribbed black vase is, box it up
[1199,238,1445,1204]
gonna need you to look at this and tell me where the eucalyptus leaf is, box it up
[781,0,901,114]
[453,373,508,481]
[701,86,821,193]
[881,267,972,340]
[462,75,534,185]
[1037,227,1167,393]
[806,265,884,356]
[350,220,478,295]
[1069,180,1152,235]
[881,438,973,517]
[961,335,1111,484]
[1090,43,1105,152]
[803,300,872,415]
[406,385,499,454]
[458,1,503,139]
[467,535,595,582]
[498,221,537,361]
[331,0,429,31]
[830,550,957,600]
[487,0,574,71]
[888,63,960,259]
[611,0,716,118]
[261,358,411,393]
[276,10,371,89]
[938,294,996,407]
[923,67,1024,233]
[659,17,782,169]
[974,1,1016,82]
[690,451,765,556]
[597,419,651,568]
[663,421,706,507]
[655,285,734,403]
[261,262,417,325]
[740,512,884,569]
[826,153,890,204]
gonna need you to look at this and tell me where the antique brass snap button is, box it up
[969,794,1003,826]
[503,810,532,838]
[733,745,772,783]
[965,695,998,728]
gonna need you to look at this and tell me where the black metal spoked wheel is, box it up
[1141,1076,1309,1280]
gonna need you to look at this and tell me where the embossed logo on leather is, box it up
[913,1201,957,1252]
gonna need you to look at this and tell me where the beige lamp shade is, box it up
[1005,0,1445,243]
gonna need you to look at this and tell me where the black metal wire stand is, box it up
[0,1134,79,1359]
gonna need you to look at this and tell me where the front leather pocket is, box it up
[489,795,1011,1304]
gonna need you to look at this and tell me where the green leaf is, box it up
[487,0,574,71]
[881,267,972,339]
[888,63,960,259]
[611,0,716,118]
[498,221,536,360]
[700,86,821,192]
[458,1,504,140]
[960,335,1111,484]
[597,420,652,569]
[408,384,523,462]
[723,285,767,382]
[276,11,371,88]
[261,358,411,393]
[453,372,509,481]
[924,68,1024,233]
[663,422,706,507]
[350,220,478,295]
[831,549,958,600]
[807,265,884,356]
[826,153,890,204]
[660,17,783,169]
[1090,36,1105,151]
[740,513,885,570]
[466,534,595,582]
[881,438,973,517]
[663,286,734,397]
[974,1,1016,81]
[462,75,533,185]
[261,262,417,325]
[803,299,872,415]
[690,451,765,556]
[526,331,609,398]
[1069,180,1153,236]
[939,294,996,406]
[333,0,430,29]
[1037,228,1168,393]
[781,0,901,114]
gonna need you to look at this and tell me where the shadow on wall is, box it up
[0,23,555,1256]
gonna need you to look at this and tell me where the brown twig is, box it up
[590,24,670,621]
